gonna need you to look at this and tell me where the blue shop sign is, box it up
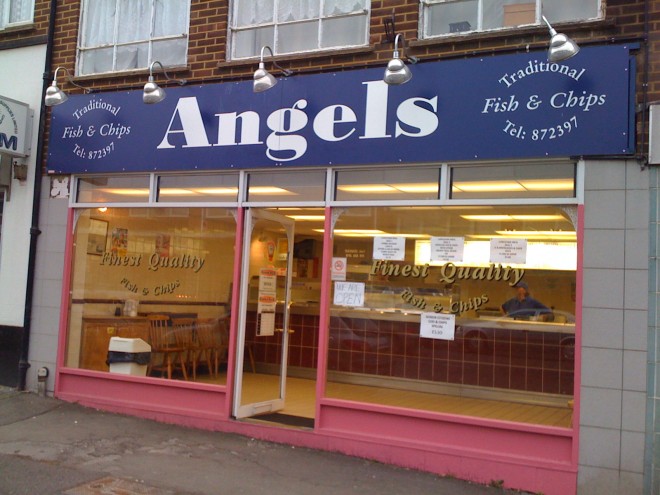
[47,44,636,175]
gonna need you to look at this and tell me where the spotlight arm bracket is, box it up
[259,46,293,77]
[148,61,187,86]
[51,67,97,94]
[541,15,557,36]
[393,33,418,64]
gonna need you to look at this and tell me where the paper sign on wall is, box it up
[420,313,456,340]
[490,238,527,264]
[430,237,465,262]
[373,236,405,261]
[333,281,365,307]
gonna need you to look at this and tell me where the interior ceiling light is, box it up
[313,229,386,236]
[98,188,150,196]
[248,186,294,195]
[337,183,438,193]
[453,178,574,193]
[253,45,293,93]
[159,187,239,196]
[496,230,575,236]
[453,181,525,192]
[518,179,574,191]
[159,188,196,196]
[143,61,187,104]
[337,184,398,193]
[44,67,96,107]
[191,187,239,195]
[542,16,580,62]
[461,214,566,221]
[285,215,326,221]
[468,233,577,241]
[383,33,418,85]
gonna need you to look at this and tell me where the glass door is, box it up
[233,209,294,419]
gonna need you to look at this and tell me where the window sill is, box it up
[217,45,376,71]
[410,18,615,52]
[73,65,189,84]
[0,22,35,35]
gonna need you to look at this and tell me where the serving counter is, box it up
[247,304,575,397]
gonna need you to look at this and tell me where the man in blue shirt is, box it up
[500,281,551,319]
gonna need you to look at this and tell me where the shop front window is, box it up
[420,0,601,38]
[66,207,236,385]
[326,204,576,427]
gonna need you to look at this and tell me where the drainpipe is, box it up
[17,0,58,391]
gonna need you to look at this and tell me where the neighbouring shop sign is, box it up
[46,44,636,174]
[0,95,32,157]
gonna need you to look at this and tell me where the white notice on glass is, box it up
[490,238,527,264]
[259,268,277,292]
[333,282,365,307]
[373,236,405,260]
[420,313,455,340]
[331,257,347,281]
[430,236,464,262]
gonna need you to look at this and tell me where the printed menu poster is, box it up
[256,268,277,336]
[490,238,527,264]
[373,236,405,260]
[430,236,464,262]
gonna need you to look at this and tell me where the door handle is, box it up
[275,328,295,334]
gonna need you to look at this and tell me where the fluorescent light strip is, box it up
[496,230,575,237]
[453,179,574,193]
[249,186,294,195]
[286,215,326,221]
[337,183,438,194]
[98,188,150,196]
[461,214,566,221]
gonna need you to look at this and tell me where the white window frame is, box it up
[419,0,602,39]
[0,0,34,30]
[76,0,190,76]
[229,0,371,60]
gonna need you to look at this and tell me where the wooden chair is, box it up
[147,314,188,380]
[196,317,229,378]
[171,317,199,379]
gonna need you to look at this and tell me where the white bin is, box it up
[107,337,151,376]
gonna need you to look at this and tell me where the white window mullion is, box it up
[477,0,483,31]
[111,0,121,72]
[318,0,325,50]
[148,0,156,65]
[273,0,280,53]
[0,1,10,29]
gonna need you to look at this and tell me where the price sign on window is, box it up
[420,313,455,340]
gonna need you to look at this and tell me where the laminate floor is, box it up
[203,372,573,428]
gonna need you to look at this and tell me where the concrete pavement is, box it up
[0,387,527,495]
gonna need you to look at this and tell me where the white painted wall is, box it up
[0,44,46,326]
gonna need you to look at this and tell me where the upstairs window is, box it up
[230,0,370,60]
[0,0,34,29]
[77,0,190,76]
[420,0,601,38]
